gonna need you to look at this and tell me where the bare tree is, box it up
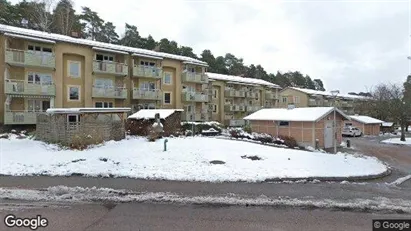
[371,83,409,141]
[29,0,56,32]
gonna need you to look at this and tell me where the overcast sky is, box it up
[11,0,410,93]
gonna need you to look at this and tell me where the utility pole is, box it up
[331,90,340,154]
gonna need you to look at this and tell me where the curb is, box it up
[264,168,392,183]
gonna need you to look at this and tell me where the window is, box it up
[212,104,218,113]
[28,72,52,85]
[67,115,80,123]
[68,86,80,101]
[282,97,287,103]
[95,102,113,108]
[182,85,195,93]
[249,100,253,105]
[42,47,52,53]
[163,72,172,85]
[68,61,81,78]
[140,82,156,91]
[28,45,52,53]
[279,121,289,126]
[294,96,300,104]
[96,54,114,62]
[140,61,156,66]
[213,89,218,99]
[164,92,171,104]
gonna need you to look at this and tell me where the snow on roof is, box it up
[285,87,369,100]
[349,115,384,124]
[382,122,394,127]
[0,24,207,66]
[5,32,55,44]
[244,107,350,122]
[128,109,184,120]
[206,72,281,89]
[46,108,131,114]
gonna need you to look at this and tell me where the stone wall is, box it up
[36,113,126,146]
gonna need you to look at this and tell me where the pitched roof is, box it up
[128,109,183,120]
[243,107,350,122]
[349,115,384,124]
[283,87,369,100]
[206,72,281,89]
[382,122,395,127]
[0,24,207,66]
[46,108,131,114]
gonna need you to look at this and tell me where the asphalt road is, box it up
[0,201,410,231]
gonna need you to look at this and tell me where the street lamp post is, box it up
[330,90,340,154]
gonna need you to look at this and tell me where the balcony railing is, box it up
[246,105,261,112]
[181,72,208,84]
[246,92,259,99]
[224,89,246,98]
[182,112,208,122]
[181,92,208,102]
[5,49,55,69]
[93,60,128,76]
[4,111,38,125]
[5,79,55,96]
[132,88,162,100]
[224,104,246,112]
[133,65,162,79]
[228,119,246,127]
[92,86,127,99]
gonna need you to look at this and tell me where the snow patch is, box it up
[390,175,411,186]
[381,138,411,145]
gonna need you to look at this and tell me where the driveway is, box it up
[348,135,411,184]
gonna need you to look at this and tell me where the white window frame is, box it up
[163,72,172,85]
[140,60,156,67]
[67,85,81,101]
[95,102,113,108]
[163,92,172,105]
[140,82,156,91]
[27,72,53,85]
[68,60,81,78]
[96,53,114,62]
[282,97,287,103]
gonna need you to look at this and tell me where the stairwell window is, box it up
[213,89,218,99]
[68,61,81,78]
[212,104,218,114]
[163,72,172,85]
[68,86,80,101]
[164,92,171,104]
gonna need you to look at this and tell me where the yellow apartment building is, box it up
[279,87,369,115]
[0,24,209,125]
[207,73,281,126]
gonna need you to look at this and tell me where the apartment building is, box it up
[279,87,369,115]
[0,24,209,125]
[207,73,281,126]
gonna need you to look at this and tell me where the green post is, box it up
[164,139,168,151]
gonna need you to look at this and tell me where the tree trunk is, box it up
[401,124,406,141]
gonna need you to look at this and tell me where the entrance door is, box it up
[324,121,333,149]
[42,101,50,111]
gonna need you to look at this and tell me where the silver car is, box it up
[342,126,362,137]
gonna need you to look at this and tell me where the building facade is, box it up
[279,87,369,115]
[0,24,208,125]
[207,73,281,126]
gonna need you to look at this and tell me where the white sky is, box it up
[10,0,411,93]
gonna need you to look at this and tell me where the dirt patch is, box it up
[241,155,262,161]
[210,160,225,165]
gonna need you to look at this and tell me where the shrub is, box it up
[243,124,252,134]
[252,133,273,144]
[181,122,222,136]
[278,135,298,148]
[70,131,103,150]
[229,129,240,139]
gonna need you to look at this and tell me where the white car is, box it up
[342,126,362,137]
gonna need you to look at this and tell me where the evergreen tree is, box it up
[79,6,104,40]
[52,0,78,36]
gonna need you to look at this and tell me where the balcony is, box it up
[133,65,162,79]
[308,99,318,106]
[5,80,55,96]
[246,105,261,112]
[265,92,276,100]
[246,92,259,99]
[4,111,38,125]
[92,87,127,99]
[225,104,246,112]
[181,92,208,103]
[5,49,55,69]
[93,60,128,76]
[225,89,246,98]
[132,88,162,101]
[182,112,208,122]
[182,72,208,84]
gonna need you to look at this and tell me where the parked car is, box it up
[342,126,362,137]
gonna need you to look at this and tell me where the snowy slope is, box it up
[0,136,387,182]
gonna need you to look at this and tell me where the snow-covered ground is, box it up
[0,135,387,182]
[381,138,411,146]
